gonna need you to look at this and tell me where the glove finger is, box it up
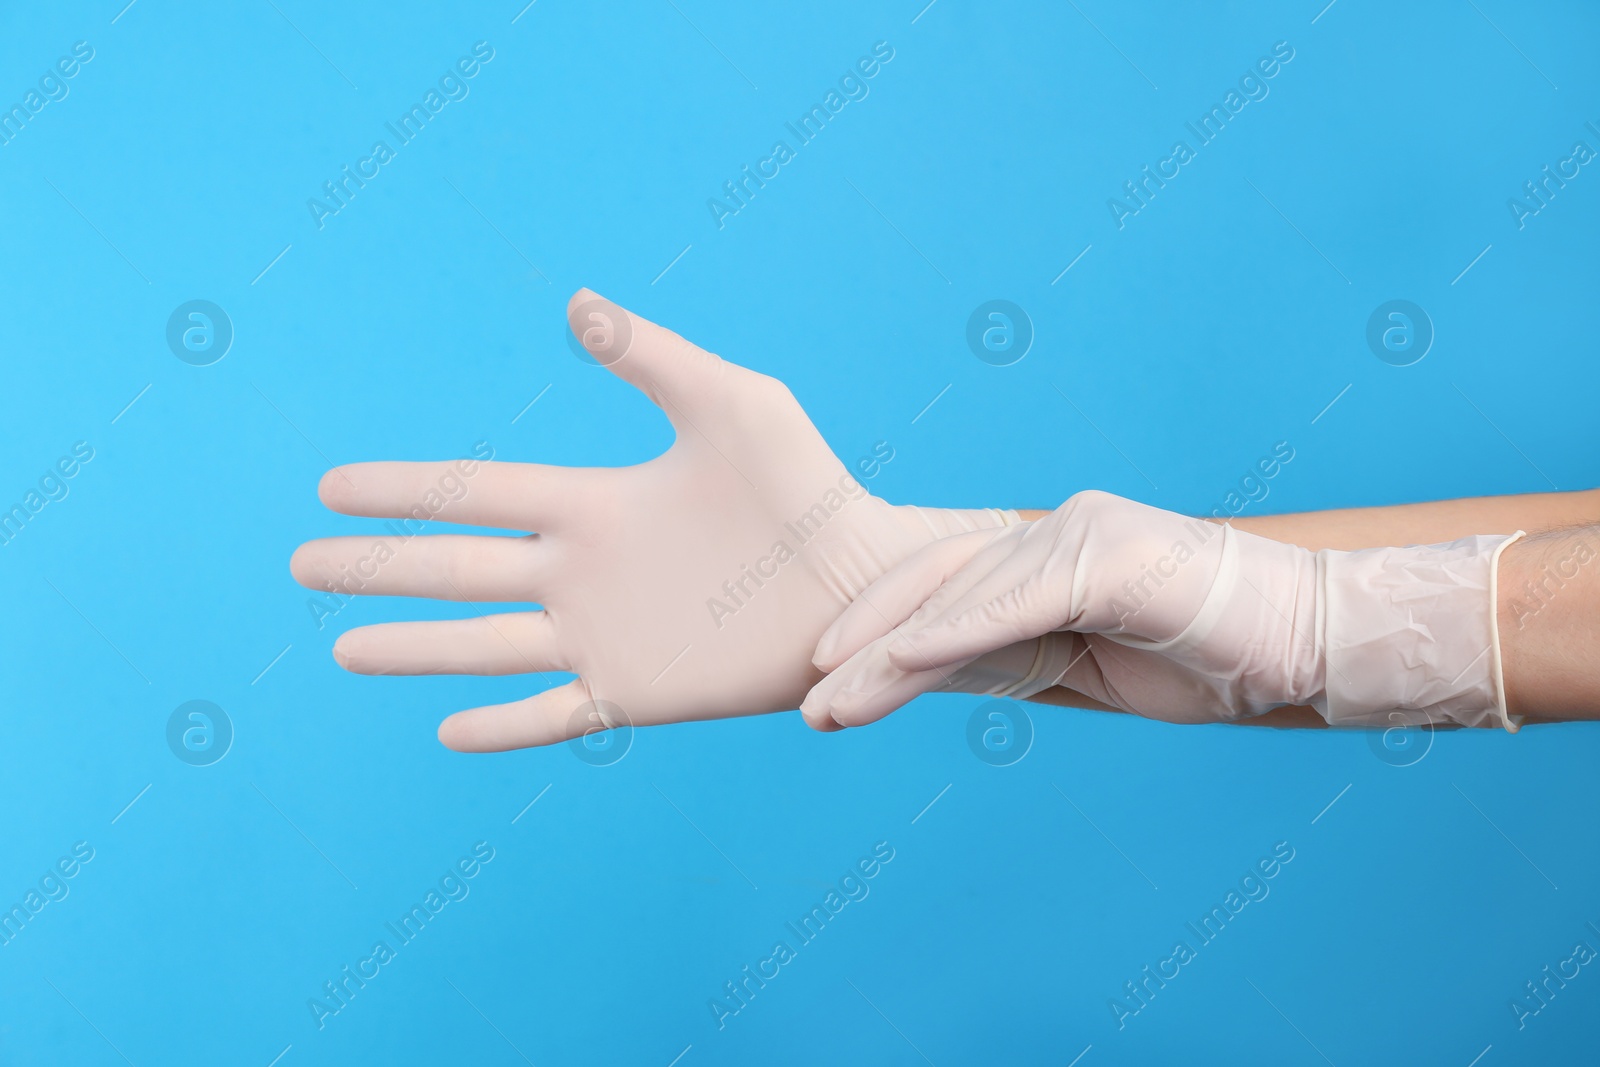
[889,575,1069,672]
[803,527,1034,728]
[318,460,587,533]
[437,678,597,752]
[567,289,725,422]
[291,533,550,602]
[848,522,1036,675]
[826,658,955,727]
[800,647,861,728]
[824,636,1065,727]
[808,609,1017,729]
[801,711,847,733]
[332,611,567,676]
[883,517,1080,670]
[812,528,1003,672]
[801,623,931,729]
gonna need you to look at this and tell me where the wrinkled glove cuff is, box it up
[1317,532,1525,731]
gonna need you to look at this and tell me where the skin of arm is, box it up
[1018,488,1600,549]
[1498,524,1600,723]
[1016,489,1600,727]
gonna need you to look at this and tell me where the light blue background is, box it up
[1,1,1597,1063]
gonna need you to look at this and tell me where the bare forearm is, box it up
[1214,489,1600,551]
[1499,525,1600,723]
[1021,489,1600,551]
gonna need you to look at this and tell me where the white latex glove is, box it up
[291,290,1020,751]
[802,490,1525,731]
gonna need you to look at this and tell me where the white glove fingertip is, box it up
[886,627,953,671]
[831,679,931,728]
[799,684,841,729]
[800,703,846,732]
[812,624,846,673]
[828,687,888,729]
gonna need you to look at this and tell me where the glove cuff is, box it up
[1317,533,1525,730]
[1488,530,1527,733]
[947,634,1071,701]
[904,506,1023,539]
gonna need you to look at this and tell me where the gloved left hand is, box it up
[291,291,1020,751]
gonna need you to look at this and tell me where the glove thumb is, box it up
[567,289,724,423]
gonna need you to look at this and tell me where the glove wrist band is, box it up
[1488,530,1526,733]
[1317,532,1526,732]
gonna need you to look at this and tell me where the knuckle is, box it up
[1063,488,1116,516]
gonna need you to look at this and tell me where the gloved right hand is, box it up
[803,490,1524,732]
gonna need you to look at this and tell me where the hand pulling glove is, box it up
[803,490,1524,732]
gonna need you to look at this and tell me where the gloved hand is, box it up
[292,290,1021,751]
[802,490,1525,731]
